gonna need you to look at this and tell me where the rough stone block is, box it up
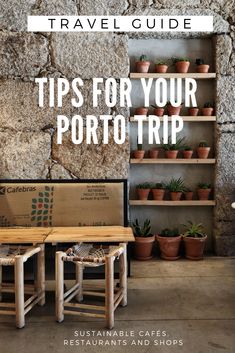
[215,232,235,256]
[50,163,73,179]
[215,132,235,188]
[0,32,48,78]
[32,0,78,16]
[215,35,233,75]
[52,128,129,178]
[0,131,51,179]
[216,76,235,123]
[79,0,128,15]
[51,33,129,78]
[0,0,35,31]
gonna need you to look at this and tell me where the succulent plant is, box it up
[139,54,148,61]
[132,219,152,237]
[195,58,205,65]
[198,140,209,147]
[136,182,152,189]
[152,182,166,189]
[203,102,214,108]
[172,57,190,63]
[183,221,206,238]
[162,136,186,151]
[160,228,179,237]
[197,182,211,189]
[166,177,186,192]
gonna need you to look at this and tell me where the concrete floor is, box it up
[0,257,235,353]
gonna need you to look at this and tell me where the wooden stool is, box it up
[56,243,127,329]
[0,244,45,328]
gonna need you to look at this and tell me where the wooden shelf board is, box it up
[129,200,216,206]
[130,73,216,79]
[130,116,216,122]
[130,158,216,164]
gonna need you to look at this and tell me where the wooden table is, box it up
[0,227,52,244]
[45,226,134,243]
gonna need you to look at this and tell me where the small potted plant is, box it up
[149,148,159,159]
[201,102,214,116]
[167,101,182,116]
[136,182,151,200]
[155,60,168,73]
[136,54,150,73]
[197,141,211,159]
[183,221,207,260]
[151,104,165,116]
[162,136,185,159]
[184,187,194,200]
[135,107,148,115]
[166,177,186,201]
[197,183,211,200]
[195,58,210,73]
[132,219,155,260]
[156,228,182,260]
[172,57,190,73]
[182,146,193,159]
[151,183,166,201]
[188,106,199,116]
[133,139,145,159]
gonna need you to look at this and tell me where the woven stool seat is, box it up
[63,243,123,267]
[0,245,34,266]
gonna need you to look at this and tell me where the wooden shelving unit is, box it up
[130,158,216,164]
[129,200,216,206]
[130,73,216,79]
[130,116,216,122]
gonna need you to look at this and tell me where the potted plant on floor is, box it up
[132,219,155,260]
[166,177,186,201]
[162,136,185,159]
[201,102,214,116]
[155,60,168,73]
[188,106,199,116]
[156,228,182,260]
[152,183,166,200]
[136,182,151,200]
[167,101,182,116]
[195,58,210,73]
[149,147,159,159]
[182,146,193,159]
[197,141,211,159]
[135,107,148,115]
[151,104,165,116]
[136,55,150,73]
[184,187,194,200]
[183,221,207,260]
[197,183,211,200]
[172,57,190,73]
[133,139,145,159]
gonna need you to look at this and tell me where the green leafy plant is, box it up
[183,145,192,151]
[160,228,179,237]
[198,140,209,147]
[139,54,148,61]
[151,104,165,109]
[162,136,186,151]
[166,101,183,107]
[204,102,214,108]
[155,60,167,65]
[183,221,206,238]
[136,182,151,189]
[172,57,190,63]
[152,182,166,189]
[132,219,152,237]
[166,177,186,192]
[195,58,205,65]
[198,182,211,189]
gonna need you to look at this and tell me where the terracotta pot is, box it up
[149,149,159,159]
[197,147,210,159]
[134,235,155,260]
[201,107,213,116]
[175,61,190,73]
[170,192,182,201]
[152,189,165,201]
[183,150,193,159]
[184,191,193,200]
[156,235,182,260]
[155,64,168,73]
[133,150,145,159]
[196,64,210,73]
[183,235,207,260]
[167,105,182,116]
[188,107,199,116]
[136,61,150,73]
[137,188,150,200]
[165,150,178,159]
[197,188,211,200]
[135,107,148,115]
[153,107,164,116]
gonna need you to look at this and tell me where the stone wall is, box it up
[0,0,234,254]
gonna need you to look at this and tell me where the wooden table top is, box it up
[0,227,51,243]
[45,226,135,243]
